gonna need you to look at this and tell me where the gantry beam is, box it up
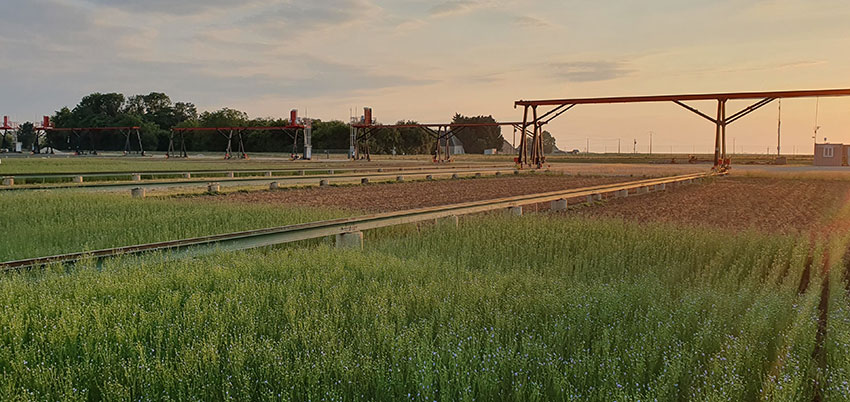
[514,88,850,169]
[170,125,305,159]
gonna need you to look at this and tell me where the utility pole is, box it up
[649,131,653,155]
[776,99,781,156]
[633,139,637,154]
[586,138,589,154]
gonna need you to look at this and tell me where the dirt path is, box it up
[198,174,630,212]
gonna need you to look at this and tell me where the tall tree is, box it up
[451,114,504,154]
[542,130,557,154]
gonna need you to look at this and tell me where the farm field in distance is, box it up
[3,159,850,400]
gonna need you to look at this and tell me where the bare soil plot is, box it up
[201,174,630,212]
[573,176,850,234]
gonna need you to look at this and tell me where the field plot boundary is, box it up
[1,171,714,271]
[0,164,512,191]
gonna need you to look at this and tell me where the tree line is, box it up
[4,92,557,154]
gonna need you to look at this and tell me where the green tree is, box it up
[451,114,504,154]
[16,122,35,150]
[542,130,557,154]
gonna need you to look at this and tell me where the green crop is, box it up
[0,191,348,261]
[0,214,824,400]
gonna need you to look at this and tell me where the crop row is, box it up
[0,215,831,400]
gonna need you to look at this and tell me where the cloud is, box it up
[429,1,479,17]
[549,61,634,82]
[82,0,258,16]
[513,15,552,28]
[246,0,379,34]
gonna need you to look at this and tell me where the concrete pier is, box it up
[2,177,13,186]
[508,206,523,216]
[361,178,369,185]
[207,183,220,193]
[264,171,272,177]
[131,187,145,199]
[336,231,364,249]
[452,173,459,179]
[426,175,434,180]
[396,175,404,182]
[551,199,568,212]
[616,189,629,198]
[73,176,83,183]
[319,179,329,187]
[183,172,192,179]
[269,182,280,190]
[226,172,234,178]
[131,174,141,182]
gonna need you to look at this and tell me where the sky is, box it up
[1,0,849,154]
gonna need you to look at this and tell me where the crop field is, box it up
[1,214,847,400]
[0,156,468,175]
[0,192,348,262]
[2,163,850,400]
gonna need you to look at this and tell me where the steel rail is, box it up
[0,172,714,271]
[3,163,508,180]
[0,166,517,192]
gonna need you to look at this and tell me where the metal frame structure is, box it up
[0,116,17,151]
[47,127,143,156]
[351,121,528,162]
[514,88,850,169]
[169,125,305,159]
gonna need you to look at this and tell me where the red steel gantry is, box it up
[47,126,143,155]
[351,108,529,162]
[514,88,850,169]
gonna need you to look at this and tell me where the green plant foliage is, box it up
[0,215,827,400]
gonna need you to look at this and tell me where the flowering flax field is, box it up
[1,213,847,401]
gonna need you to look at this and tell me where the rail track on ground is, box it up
[0,171,714,271]
[0,164,515,192]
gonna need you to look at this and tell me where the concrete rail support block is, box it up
[377,168,384,172]
[2,177,13,186]
[207,183,221,193]
[269,182,280,190]
[435,215,459,228]
[658,183,666,191]
[131,174,141,182]
[298,170,305,176]
[452,173,459,179]
[638,186,649,194]
[319,179,329,187]
[495,171,502,176]
[426,175,434,180]
[131,187,145,199]
[396,175,404,182]
[507,206,523,216]
[551,198,568,212]
[328,170,334,175]
[594,194,603,201]
[227,172,235,178]
[264,171,272,177]
[616,189,629,198]
[513,170,520,175]
[475,173,482,178]
[586,195,595,204]
[336,231,364,249]
[183,172,192,179]
[361,178,369,185]
[73,176,84,183]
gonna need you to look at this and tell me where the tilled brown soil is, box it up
[202,174,630,212]
[573,176,850,234]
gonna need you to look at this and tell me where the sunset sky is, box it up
[2,0,849,154]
